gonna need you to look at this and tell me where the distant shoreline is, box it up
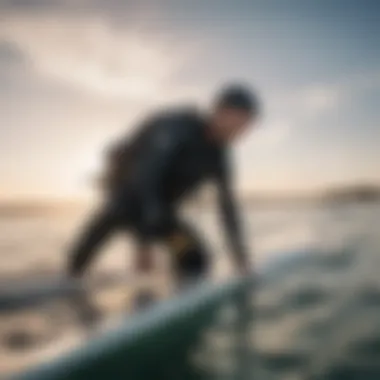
[1,188,380,218]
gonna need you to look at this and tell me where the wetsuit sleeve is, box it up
[215,154,249,270]
[132,119,191,240]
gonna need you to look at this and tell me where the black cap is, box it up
[214,83,260,116]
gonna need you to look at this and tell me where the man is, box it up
[98,130,155,277]
[67,83,260,287]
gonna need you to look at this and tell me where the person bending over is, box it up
[67,83,261,287]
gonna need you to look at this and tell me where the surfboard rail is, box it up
[12,247,333,380]
[14,274,254,380]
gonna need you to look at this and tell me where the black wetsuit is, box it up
[68,107,247,280]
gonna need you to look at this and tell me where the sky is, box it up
[0,0,379,199]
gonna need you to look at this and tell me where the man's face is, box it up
[212,106,256,143]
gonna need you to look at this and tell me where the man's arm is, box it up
[215,153,249,272]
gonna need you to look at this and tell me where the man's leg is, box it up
[67,206,120,278]
[134,239,155,273]
[66,204,123,327]
[131,239,156,310]
[163,219,210,290]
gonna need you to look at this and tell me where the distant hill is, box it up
[0,200,86,218]
[1,184,379,217]
[323,184,380,203]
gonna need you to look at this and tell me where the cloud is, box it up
[239,69,380,154]
[0,10,203,104]
[0,39,27,66]
[270,69,380,126]
[299,71,380,114]
[252,69,380,156]
[255,121,292,147]
[299,84,341,113]
[0,0,126,14]
[0,38,32,83]
[0,38,34,95]
[0,3,207,176]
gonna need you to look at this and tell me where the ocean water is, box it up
[0,201,379,378]
[0,202,361,280]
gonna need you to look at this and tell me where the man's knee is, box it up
[166,231,210,278]
[175,246,209,277]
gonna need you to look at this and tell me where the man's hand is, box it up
[234,254,252,276]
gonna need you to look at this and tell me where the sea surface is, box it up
[0,201,379,378]
[0,201,362,279]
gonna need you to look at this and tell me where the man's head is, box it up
[209,83,260,143]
